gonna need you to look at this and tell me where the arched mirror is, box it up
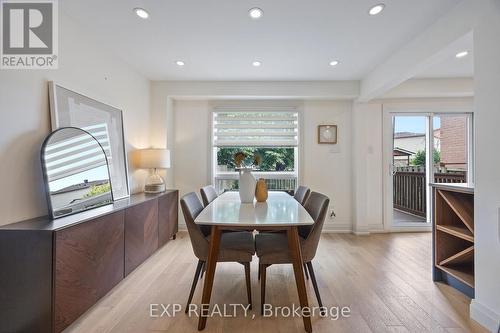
[41,127,113,219]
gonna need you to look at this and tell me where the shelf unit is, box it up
[432,183,474,296]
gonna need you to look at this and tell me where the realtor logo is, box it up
[1,0,58,69]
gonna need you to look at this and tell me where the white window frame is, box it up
[209,102,302,193]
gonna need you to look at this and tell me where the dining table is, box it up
[194,191,315,332]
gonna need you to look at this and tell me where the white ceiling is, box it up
[61,0,462,81]
[415,32,473,78]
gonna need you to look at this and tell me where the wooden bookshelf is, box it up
[432,183,474,297]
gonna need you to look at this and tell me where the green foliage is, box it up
[433,149,441,165]
[411,149,441,166]
[217,147,294,171]
[84,182,111,198]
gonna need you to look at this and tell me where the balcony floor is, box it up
[394,208,427,223]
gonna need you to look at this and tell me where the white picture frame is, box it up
[48,82,130,199]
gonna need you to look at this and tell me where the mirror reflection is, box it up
[42,127,113,218]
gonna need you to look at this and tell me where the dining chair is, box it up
[294,185,311,205]
[256,184,312,275]
[200,185,218,207]
[258,185,311,278]
[255,191,329,314]
[180,192,255,312]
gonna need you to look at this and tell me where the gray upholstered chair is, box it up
[255,191,329,314]
[200,185,218,207]
[258,185,311,277]
[294,185,311,205]
[180,192,255,312]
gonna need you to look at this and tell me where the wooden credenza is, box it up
[0,191,178,333]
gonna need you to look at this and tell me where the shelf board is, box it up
[437,190,474,233]
[437,264,474,288]
[439,246,474,266]
[436,225,474,242]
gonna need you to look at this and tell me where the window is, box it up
[432,113,474,184]
[212,107,299,193]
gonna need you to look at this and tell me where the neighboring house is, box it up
[393,147,415,166]
[394,121,467,170]
[393,130,441,165]
[440,117,467,170]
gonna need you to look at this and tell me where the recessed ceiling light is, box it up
[134,8,149,19]
[249,7,263,19]
[455,51,469,58]
[329,60,340,66]
[176,60,185,66]
[368,3,385,15]
[252,61,262,67]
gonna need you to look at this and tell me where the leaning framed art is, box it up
[48,82,130,199]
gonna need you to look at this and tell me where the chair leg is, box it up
[306,261,325,315]
[244,262,252,309]
[260,264,267,315]
[200,261,205,280]
[258,259,261,280]
[185,260,204,313]
[303,263,309,280]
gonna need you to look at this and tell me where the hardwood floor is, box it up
[64,232,487,333]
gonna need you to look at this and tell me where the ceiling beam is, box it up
[379,78,473,99]
[152,81,360,100]
[359,0,478,102]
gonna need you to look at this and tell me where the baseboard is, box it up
[369,224,385,233]
[470,299,500,332]
[352,231,370,236]
[322,220,353,233]
[322,229,353,234]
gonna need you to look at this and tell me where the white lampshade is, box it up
[135,149,170,169]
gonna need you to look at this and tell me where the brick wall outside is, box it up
[440,116,467,169]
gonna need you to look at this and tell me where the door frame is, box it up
[382,102,473,232]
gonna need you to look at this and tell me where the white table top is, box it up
[194,191,314,227]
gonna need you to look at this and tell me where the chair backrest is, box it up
[301,191,330,262]
[200,185,218,207]
[180,192,210,260]
[294,186,311,206]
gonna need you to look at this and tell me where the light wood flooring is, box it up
[64,232,487,333]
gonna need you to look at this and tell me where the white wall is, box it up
[172,100,211,208]
[302,100,353,231]
[351,103,384,234]
[470,0,500,330]
[169,99,353,231]
[0,12,151,226]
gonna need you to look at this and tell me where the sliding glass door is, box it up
[387,113,473,228]
[392,115,431,224]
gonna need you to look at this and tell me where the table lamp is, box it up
[135,149,170,193]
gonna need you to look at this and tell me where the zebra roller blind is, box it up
[213,107,299,147]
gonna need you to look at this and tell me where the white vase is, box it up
[238,168,256,203]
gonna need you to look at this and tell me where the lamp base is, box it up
[144,172,166,194]
[144,183,166,193]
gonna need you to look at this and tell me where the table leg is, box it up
[198,225,221,330]
[287,226,312,333]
